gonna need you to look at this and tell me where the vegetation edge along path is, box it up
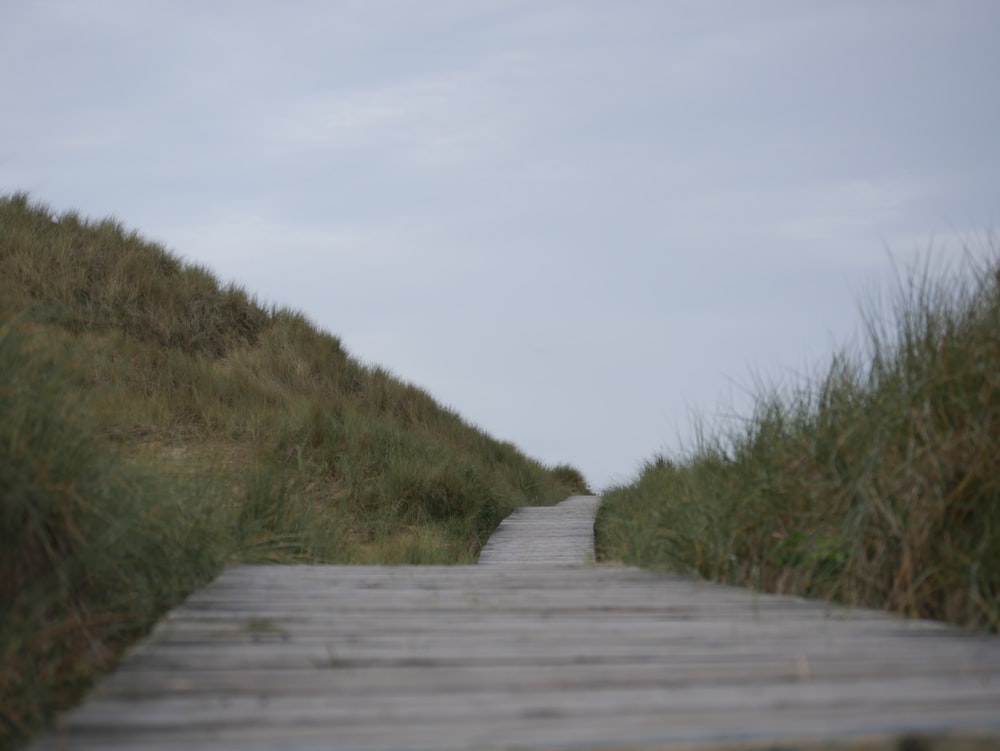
[30,495,1000,750]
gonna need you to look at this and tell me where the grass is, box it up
[0,192,589,749]
[597,246,1000,632]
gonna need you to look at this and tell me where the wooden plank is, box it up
[30,496,1000,750]
[477,494,600,565]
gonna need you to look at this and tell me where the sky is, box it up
[2,1,998,490]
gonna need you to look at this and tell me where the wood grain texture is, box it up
[32,496,1000,751]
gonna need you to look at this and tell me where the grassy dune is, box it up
[0,193,589,748]
[598,248,1000,632]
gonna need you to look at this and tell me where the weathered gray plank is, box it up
[477,494,600,565]
[31,496,1000,751]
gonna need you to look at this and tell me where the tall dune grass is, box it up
[598,248,1000,631]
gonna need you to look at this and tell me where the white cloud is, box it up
[262,61,525,172]
[771,178,934,242]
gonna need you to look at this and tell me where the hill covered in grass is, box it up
[0,193,589,748]
[597,247,1000,632]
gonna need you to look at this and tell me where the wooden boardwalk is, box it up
[34,495,1000,750]
[478,495,600,565]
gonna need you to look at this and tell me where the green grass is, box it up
[0,192,589,749]
[597,247,1000,632]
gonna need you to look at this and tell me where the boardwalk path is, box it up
[478,494,600,565]
[36,495,1000,750]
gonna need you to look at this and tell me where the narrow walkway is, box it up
[34,497,1000,750]
[478,494,600,565]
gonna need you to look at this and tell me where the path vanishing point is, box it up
[34,495,1000,750]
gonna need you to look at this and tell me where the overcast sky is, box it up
[2,1,998,489]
